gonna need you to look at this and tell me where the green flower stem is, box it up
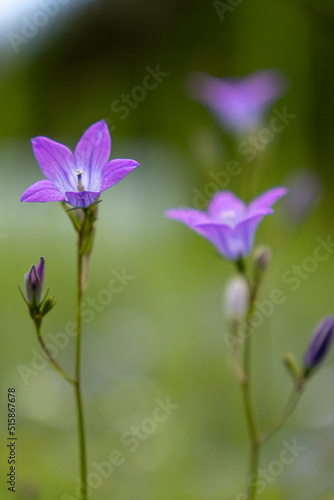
[259,384,304,445]
[35,325,76,385]
[235,260,261,500]
[75,228,88,500]
[236,261,304,500]
[240,302,261,500]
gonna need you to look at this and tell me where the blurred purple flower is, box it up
[166,187,287,261]
[304,316,334,376]
[25,257,44,305]
[21,120,139,209]
[284,169,323,226]
[187,69,287,133]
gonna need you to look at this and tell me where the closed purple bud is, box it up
[304,316,334,376]
[24,257,45,305]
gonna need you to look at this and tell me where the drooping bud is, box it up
[24,257,44,305]
[253,246,271,272]
[283,352,301,383]
[303,316,334,378]
[223,276,250,323]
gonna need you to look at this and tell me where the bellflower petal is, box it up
[166,188,286,261]
[234,210,273,256]
[74,120,111,191]
[208,191,246,223]
[21,120,139,209]
[194,221,243,260]
[21,180,66,203]
[100,159,140,192]
[65,191,101,209]
[31,137,76,193]
[36,257,45,284]
[165,209,213,241]
[248,187,287,214]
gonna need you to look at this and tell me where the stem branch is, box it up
[259,384,304,445]
[36,326,75,385]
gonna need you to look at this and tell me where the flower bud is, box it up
[253,246,271,272]
[20,257,55,329]
[303,316,334,378]
[283,352,300,382]
[24,257,44,305]
[40,296,56,317]
[223,276,250,322]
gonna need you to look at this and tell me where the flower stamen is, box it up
[76,170,85,192]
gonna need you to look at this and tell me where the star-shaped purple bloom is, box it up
[187,69,287,133]
[165,187,287,261]
[21,120,140,209]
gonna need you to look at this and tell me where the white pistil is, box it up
[76,170,85,192]
[220,209,236,222]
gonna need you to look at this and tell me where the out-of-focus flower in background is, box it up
[283,168,323,227]
[187,69,287,134]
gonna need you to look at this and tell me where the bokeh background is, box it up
[1,0,334,498]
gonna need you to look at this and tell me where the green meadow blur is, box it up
[1,0,334,499]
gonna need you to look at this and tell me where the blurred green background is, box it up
[1,0,334,498]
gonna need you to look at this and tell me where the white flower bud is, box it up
[223,276,250,322]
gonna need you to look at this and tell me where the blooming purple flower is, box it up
[25,257,44,305]
[21,120,139,209]
[304,316,334,375]
[187,69,287,133]
[165,188,287,261]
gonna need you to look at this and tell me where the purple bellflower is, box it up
[187,69,287,133]
[304,316,334,376]
[166,187,287,261]
[21,120,139,209]
[25,257,44,305]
